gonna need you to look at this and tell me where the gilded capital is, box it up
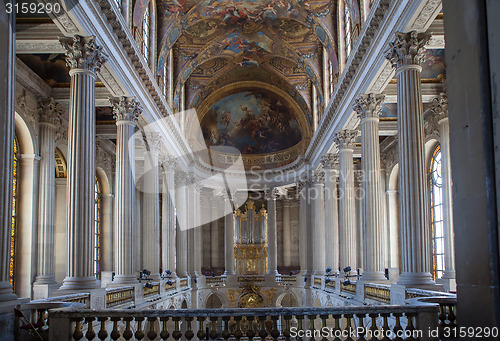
[39,97,63,127]
[110,96,142,123]
[430,93,448,122]
[385,31,430,69]
[354,94,385,120]
[334,129,359,150]
[320,153,339,170]
[59,35,107,73]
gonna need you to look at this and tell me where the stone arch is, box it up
[276,292,298,307]
[205,292,225,308]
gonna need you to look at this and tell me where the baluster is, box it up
[123,317,134,340]
[147,317,158,340]
[97,317,108,341]
[344,314,354,341]
[404,313,417,341]
[392,313,403,341]
[172,317,182,341]
[270,316,280,340]
[135,317,146,340]
[368,313,379,341]
[308,315,316,341]
[85,317,96,341]
[258,316,268,340]
[234,316,244,340]
[332,315,341,341]
[380,313,391,341]
[282,316,292,341]
[221,316,231,340]
[72,318,84,341]
[447,304,457,327]
[160,317,170,341]
[110,317,121,341]
[438,304,447,329]
[208,317,218,340]
[185,317,195,340]
[296,315,305,341]
[320,315,329,341]
[246,316,256,340]
[356,314,367,341]
[197,316,206,340]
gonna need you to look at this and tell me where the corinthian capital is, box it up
[354,94,385,120]
[334,130,359,150]
[145,132,162,152]
[110,96,142,123]
[39,97,63,127]
[59,35,107,73]
[385,31,430,69]
[320,153,339,170]
[430,93,448,122]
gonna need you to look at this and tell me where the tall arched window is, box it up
[94,177,102,279]
[344,1,353,56]
[10,137,18,288]
[429,144,444,280]
[163,60,168,98]
[142,6,150,62]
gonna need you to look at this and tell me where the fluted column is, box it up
[311,174,326,275]
[386,31,434,285]
[193,182,203,277]
[298,179,312,276]
[143,132,161,281]
[175,174,188,277]
[266,189,278,275]
[109,97,141,285]
[223,191,235,275]
[161,156,176,277]
[59,35,107,290]
[354,170,363,270]
[321,154,340,273]
[354,93,387,281]
[282,200,292,267]
[34,99,62,286]
[432,94,456,286]
[386,190,400,270]
[210,196,219,268]
[335,130,358,274]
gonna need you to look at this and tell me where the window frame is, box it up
[429,144,445,280]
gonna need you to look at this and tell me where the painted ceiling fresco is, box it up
[200,90,302,155]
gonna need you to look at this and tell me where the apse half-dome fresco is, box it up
[200,90,302,155]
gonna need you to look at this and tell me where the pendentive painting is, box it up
[200,90,302,155]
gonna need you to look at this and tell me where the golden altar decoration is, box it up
[234,200,268,275]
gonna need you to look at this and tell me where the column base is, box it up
[110,274,139,286]
[396,272,435,286]
[33,282,60,299]
[33,275,57,285]
[436,277,456,292]
[59,276,100,291]
[360,271,388,283]
[0,282,17,302]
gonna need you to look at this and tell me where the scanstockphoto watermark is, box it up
[290,326,425,340]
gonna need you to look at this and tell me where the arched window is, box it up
[429,144,444,280]
[142,6,150,62]
[163,59,168,98]
[10,137,18,288]
[94,176,102,279]
[344,1,353,56]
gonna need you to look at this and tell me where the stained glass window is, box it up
[344,1,352,57]
[10,137,18,289]
[94,177,102,279]
[142,6,150,62]
[429,144,444,280]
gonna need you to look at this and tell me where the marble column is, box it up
[109,97,141,285]
[210,196,219,269]
[298,179,312,276]
[386,190,400,270]
[354,169,363,271]
[223,191,235,276]
[59,35,107,290]
[193,182,203,277]
[432,94,456,288]
[334,130,358,274]
[175,174,188,277]
[354,93,387,281]
[386,31,434,285]
[143,132,161,281]
[34,99,62,286]
[321,154,340,273]
[266,189,279,275]
[0,8,16,302]
[311,174,326,275]
[160,156,176,277]
[282,200,292,268]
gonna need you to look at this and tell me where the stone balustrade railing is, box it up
[48,305,440,341]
